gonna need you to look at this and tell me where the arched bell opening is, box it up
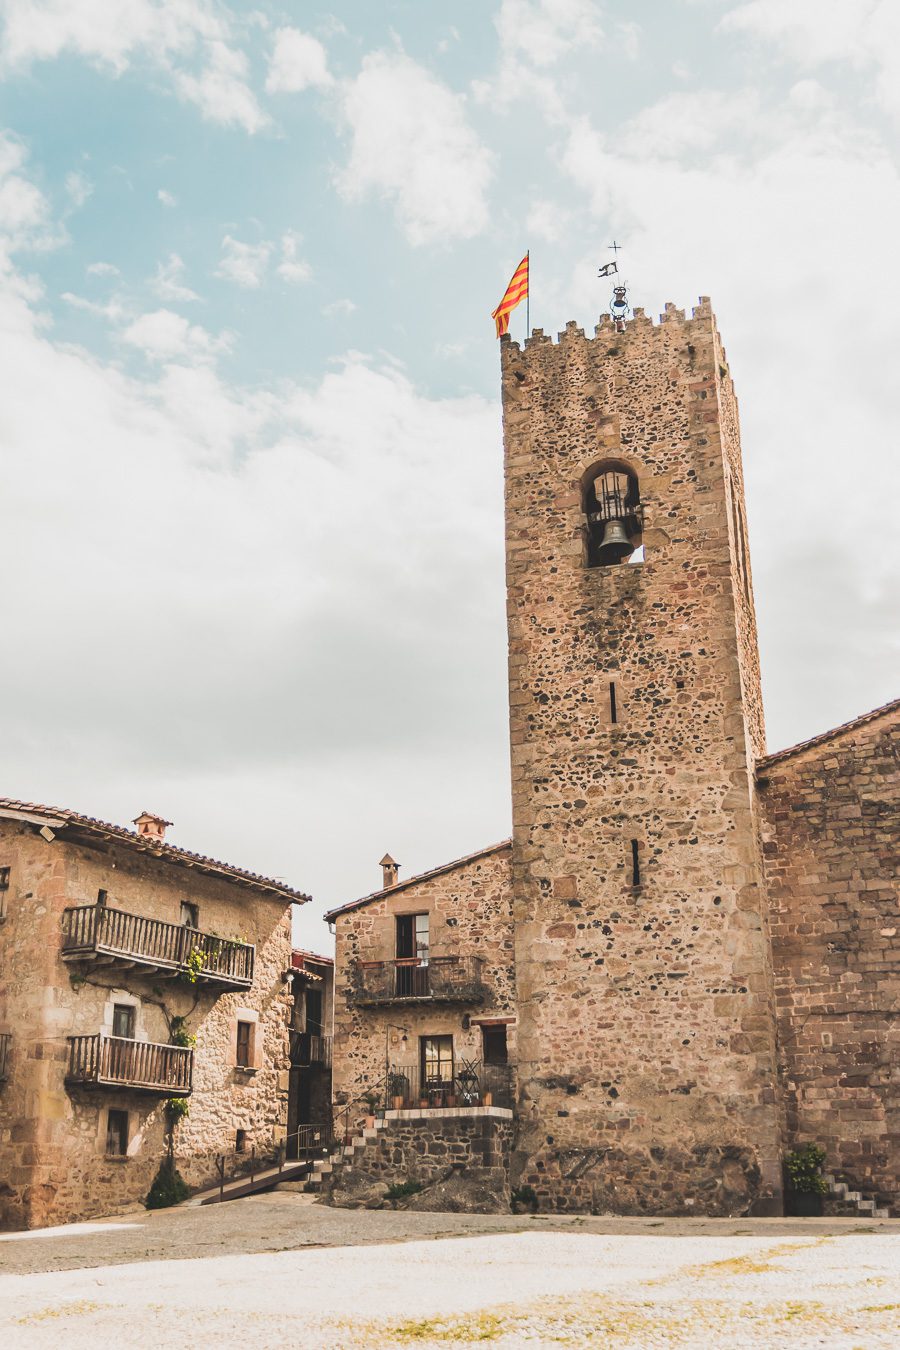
[581,461,643,567]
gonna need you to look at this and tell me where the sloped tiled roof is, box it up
[756,697,900,773]
[324,839,512,923]
[0,797,310,903]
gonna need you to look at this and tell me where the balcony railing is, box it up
[385,1060,513,1111]
[66,1033,193,1095]
[62,903,254,988]
[0,1032,10,1082]
[290,1031,332,1068]
[351,955,487,1006]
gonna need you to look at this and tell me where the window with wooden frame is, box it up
[106,1109,129,1157]
[396,913,430,996]
[236,1019,253,1068]
[421,1034,453,1090]
[111,1003,136,1040]
[482,1024,508,1066]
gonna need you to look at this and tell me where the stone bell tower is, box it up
[502,298,782,1215]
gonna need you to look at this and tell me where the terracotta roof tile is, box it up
[756,697,900,773]
[324,839,512,923]
[0,797,310,903]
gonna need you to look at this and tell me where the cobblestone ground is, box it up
[0,1196,897,1348]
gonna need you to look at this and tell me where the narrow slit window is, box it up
[106,1109,129,1157]
[609,681,618,724]
[97,888,108,906]
[0,866,9,920]
[236,1020,253,1068]
[630,839,641,888]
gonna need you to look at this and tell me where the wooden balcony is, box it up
[290,1031,332,1068]
[61,903,254,989]
[351,955,488,1007]
[66,1033,193,1095]
[0,1032,10,1082]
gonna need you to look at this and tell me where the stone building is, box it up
[0,799,308,1229]
[286,948,334,1153]
[327,297,898,1218]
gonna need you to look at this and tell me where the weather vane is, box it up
[599,241,629,330]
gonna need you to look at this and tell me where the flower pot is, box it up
[392,1096,404,1110]
[785,1191,824,1217]
[482,1092,493,1107]
[364,1114,375,1128]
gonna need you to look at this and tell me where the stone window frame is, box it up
[231,1007,261,1072]
[101,989,148,1044]
[97,1104,135,1160]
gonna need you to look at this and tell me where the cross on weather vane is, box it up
[598,239,622,279]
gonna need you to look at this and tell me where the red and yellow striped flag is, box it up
[491,253,529,337]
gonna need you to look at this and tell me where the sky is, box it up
[1,0,898,950]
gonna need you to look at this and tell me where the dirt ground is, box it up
[1,1194,897,1347]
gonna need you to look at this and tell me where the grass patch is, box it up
[388,1313,504,1342]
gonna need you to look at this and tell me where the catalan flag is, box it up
[491,252,529,337]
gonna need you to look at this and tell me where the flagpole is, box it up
[526,251,530,339]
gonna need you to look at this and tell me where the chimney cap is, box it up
[379,853,399,867]
[133,811,173,840]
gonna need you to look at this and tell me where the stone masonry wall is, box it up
[331,846,515,1130]
[327,1109,513,1212]
[0,820,294,1229]
[501,302,782,1215]
[759,707,900,1213]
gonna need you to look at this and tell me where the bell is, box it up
[597,517,632,563]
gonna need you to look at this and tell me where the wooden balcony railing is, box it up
[66,1033,193,1095]
[289,1031,332,1068]
[62,903,254,988]
[351,955,487,1007]
[0,1032,10,1082]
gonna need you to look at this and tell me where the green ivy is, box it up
[784,1143,828,1195]
[184,946,206,984]
[169,1018,196,1048]
[165,1096,190,1124]
[385,1180,424,1200]
[511,1184,539,1213]
[145,1156,189,1209]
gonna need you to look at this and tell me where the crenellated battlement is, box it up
[502,296,723,359]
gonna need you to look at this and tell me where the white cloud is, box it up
[61,290,126,322]
[496,0,604,68]
[0,1,267,133]
[721,0,900,122]
[215,234,271,288]
[87,260,119,277]
[64,169,92,208]
[276,229,311,283]
[173,37,268,134]
[121,308,231,362]
[265,26,332,94]
[322,297,356,317]
[153,252,199,302]
[158,188,177,207]
[336,50,492,245]
[526,199,569,243]
[0,130,58,250]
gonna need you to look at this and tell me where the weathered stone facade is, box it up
[327,297,896,1218]
[0,804,305,1229]
[328,843,515,1125]
[759,704,900,1213]
[327,1107,513,1213]
[502,304,782,1215]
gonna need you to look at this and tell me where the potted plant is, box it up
[783,1143,828,1216]
[363,1091,380,1127]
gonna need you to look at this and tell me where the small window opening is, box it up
[112,1003,135,1040]
[583,463,642,568]
[675,679,685,690]
[96,888,108,906]
[236,1020,253,1068]
[235,1128,247,1153]
[609,681,618,725]
[0,866,9,921]
[482,1025,508,1066]
[630,839,641,888]
[106,1109,129,1157]
[180,901,199,929]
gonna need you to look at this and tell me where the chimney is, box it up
[133,811,173,842]
[379,853,399,889]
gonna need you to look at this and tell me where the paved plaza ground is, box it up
[0,1195,897,1347]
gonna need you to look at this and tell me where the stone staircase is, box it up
[303,1120,384,1194]
[824,1174,890,1219]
